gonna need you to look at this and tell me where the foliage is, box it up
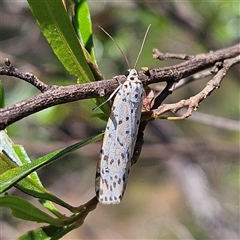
[1,1,103,239]
[0,1,239,239]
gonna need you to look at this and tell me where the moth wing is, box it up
[96,81,143,204]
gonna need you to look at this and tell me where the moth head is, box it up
[125,69,138,79]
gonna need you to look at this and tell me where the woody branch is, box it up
[0,44,239,130]
[151,55,240,120]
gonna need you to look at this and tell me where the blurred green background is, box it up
[1,1,239,239]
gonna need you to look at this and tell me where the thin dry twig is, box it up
[152,49,193,60]
[152,56,240,120]
[1,58,50,92]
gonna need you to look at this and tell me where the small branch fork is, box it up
[151,55,240,120]
[132,51,239,167]
[1,59,50,92]
[0,44,239,130]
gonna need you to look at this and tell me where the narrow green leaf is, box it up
[0,132,68,214]
[18,196,99,239]
[14,145,41,183]
[12,146,66,214]
[0,133,103,193]
[73,0,96,63]
[72,0,112,115]
[18,225,76,240]
[0,195,63,225]
[27,0,94,83]
[17,176,75,213]
[0,131,21,166]
[0,154,66,215]
[27,0,109,113]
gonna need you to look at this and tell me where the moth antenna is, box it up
[99,26,130,69]
[134,24,151,69]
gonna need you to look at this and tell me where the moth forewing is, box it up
[95,69,144,204]
[95,25,150,205]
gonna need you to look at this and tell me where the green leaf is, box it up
[0,131,21,166]
[91,112,109,122]
[0,132,103,193]
[18,196,99,239]
[0,132,72,213]
[18,225,76,240]
[27,0,94,84]
[13,145,41,183]
[71,0,112,115]
[0,195,63,225]
[73,0,96,63]
[27,0,110,114]
[15,172,74,213]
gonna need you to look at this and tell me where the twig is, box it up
[174,69,212,89]
[1,58,50,92]
[153,49,193,60]
[150,44,239,84]
[150,69,212,93]
[0,44,239,130]
[152,56,240,120]
[152,80,176,109]
[151,68,213,109]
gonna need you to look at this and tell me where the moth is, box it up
[95,25,151,204]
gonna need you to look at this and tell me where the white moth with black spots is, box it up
[95,25,150,204]
[95,69,143,204]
